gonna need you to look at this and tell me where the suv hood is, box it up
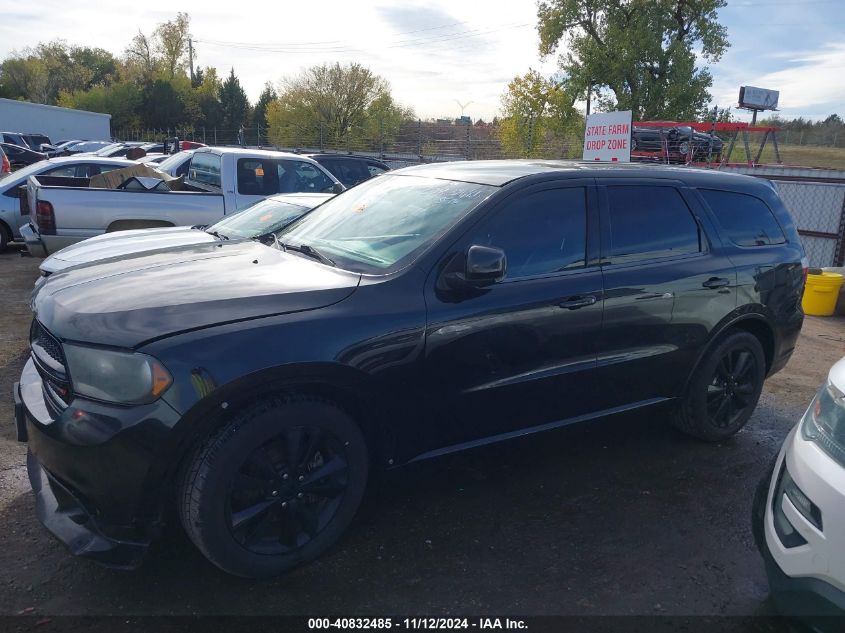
[40,226,216,275]
[33,240,361,348]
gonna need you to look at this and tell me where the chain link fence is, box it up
[112,121,583,164]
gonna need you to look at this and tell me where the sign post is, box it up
[582,110,632,162]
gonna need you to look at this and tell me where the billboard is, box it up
[583,110,632,162]
[739,86,779,110]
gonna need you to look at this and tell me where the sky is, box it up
[0,0,843,123]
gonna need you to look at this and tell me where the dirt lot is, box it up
[1,243,843,623]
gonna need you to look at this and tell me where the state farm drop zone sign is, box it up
[582,110,633,162]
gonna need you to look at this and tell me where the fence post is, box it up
[465,123,470,160]
[379,119,384,157]
[320,123,324,152]
[527,117,535,158]
[346,128,351,154]
[214,128,217,145]
[417,119,422,159]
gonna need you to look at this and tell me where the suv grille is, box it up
[29,320,70,411]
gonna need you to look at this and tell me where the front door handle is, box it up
[702,277,730,289]
[558,295,597,310]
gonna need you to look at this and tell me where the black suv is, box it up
[306,153,389,187]
[15,161,805,577]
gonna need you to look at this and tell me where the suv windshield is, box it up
[209,199,310,239]
[278,174,496,273]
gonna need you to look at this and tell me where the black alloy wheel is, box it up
[706,347,760,429]
[179,396,368,578]
[227,425,349,555]
[672,330,766,441]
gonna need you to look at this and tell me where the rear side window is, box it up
[190,153,222,188]
[320,159,368,187]
[699,189,786,247]
[607,185,701,264]
[472,187,587,279]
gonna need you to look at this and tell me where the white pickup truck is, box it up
[21,147,344,257]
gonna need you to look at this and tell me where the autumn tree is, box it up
[155,12,192,79]
[498,70,583,158]
[267,62,407,146]
[536,0,729,120]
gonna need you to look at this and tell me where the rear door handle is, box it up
[702,277,730,289]
[558,295,597,310]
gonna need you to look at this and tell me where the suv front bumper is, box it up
[754,427,845,630]
[15,356,182,568]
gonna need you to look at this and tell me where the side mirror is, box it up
[332,182,345,194]
[445,245,506,290]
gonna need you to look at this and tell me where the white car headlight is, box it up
[64,344,172,404]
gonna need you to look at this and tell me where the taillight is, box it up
[36,200,56,235]
[19,188,29,215]
[1,154,9,174]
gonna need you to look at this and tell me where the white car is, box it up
[754,356,845,627]
[36,192,333,277]
[0,156,135,251]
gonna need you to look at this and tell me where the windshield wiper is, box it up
[206,229,229,240]
[277,241,336,267]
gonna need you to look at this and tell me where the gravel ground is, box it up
[0,243,843,623]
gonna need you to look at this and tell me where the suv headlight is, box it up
[802,379,845,467]
[64,344,172,404]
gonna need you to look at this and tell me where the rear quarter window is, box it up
[699,189,786,247]
[189,153,222,188]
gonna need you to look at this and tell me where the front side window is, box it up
[470,188,587,280]
[237,159,336,195]
[607,185,701,264]
[699,189,787,247]
[279,174,496,273]
[190,152,222,188]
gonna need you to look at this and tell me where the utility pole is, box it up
[188,39,194,83]
[586,82,593,116]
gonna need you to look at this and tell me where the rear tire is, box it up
[673,330,766,441]
[178,395,368,578]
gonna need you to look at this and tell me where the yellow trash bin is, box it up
[802,271,844,316]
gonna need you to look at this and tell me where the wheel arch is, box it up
[151,362,390,510]
[682,311,776,395]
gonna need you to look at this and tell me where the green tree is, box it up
[364,93,415,149]
[267,62,392,146]
[252,82,278,129]
[155,12,192,79]
[537,0,729,120]
[219,68,250,132]
[58,81,142,129]
[498,70,583,158]
[194,67,223,129]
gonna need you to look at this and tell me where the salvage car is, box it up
[22,148,343,256]
[0,142,46,169]
[37,192,333,276]
[754,356,845,629]
[0,156,134,251]
[14,161,805,578]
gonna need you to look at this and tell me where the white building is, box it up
[0,98,111,142]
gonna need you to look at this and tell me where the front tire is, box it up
[673,330,766,441]
[178,395,368,578]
